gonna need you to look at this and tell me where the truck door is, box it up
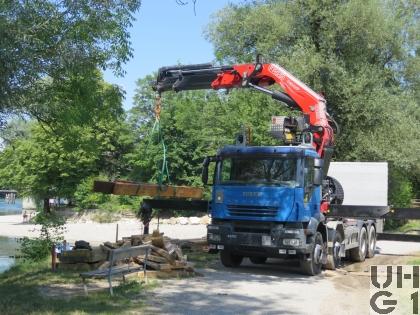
[304,157,318,217]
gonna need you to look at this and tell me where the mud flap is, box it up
[339,243,346,257]
[321,243,328,265]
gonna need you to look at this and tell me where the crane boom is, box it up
[153,60,335,158]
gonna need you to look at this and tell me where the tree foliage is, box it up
[0,72,130,210]
[0,0,141,121]
[205,0,419,201]
[128,76,292,187]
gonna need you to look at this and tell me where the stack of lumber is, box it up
[57,246,108,271]
[101,230,194,274]
[58,231,195,277]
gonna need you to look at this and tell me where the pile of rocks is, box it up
[152,215,210,225]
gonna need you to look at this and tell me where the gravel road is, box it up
[144,240,420,315]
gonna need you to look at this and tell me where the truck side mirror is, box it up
[201,157,210,185]
[313,158,323,186]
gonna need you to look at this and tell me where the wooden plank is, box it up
[93,180,203,199]
[137,254,168,264]
[136,270,194,279]
[150,245,175,264]
[58,248,107,264]
[136,258,172,271]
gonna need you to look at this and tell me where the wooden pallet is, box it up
[93,180,203,199]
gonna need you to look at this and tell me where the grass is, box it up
[185,249,219,269]
[0,259,158,315]
[395,220,420,233]
[408,259,420,265]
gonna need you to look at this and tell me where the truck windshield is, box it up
[219,157,298,187]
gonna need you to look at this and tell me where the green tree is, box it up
[0,72,130,211]
[206,0,419,204]
[0,0,141,121]
[128,76,292,187]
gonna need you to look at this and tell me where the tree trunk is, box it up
[43,198,51,213]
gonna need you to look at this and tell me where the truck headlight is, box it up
[283,239,300,246]
[215,191,223,203]
[208,233,221,242]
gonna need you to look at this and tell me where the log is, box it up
[137,254,168,264]
[170,260,188,270]
[93,180,203,199]
[150,245,175,264]
[136,270,195,279]
[136,258,172,271]
[58,248,107,264]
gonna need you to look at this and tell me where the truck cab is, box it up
[204,145,330,274]
[210,145,322,223]
[205,144,377,275]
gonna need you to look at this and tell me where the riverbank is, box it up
[0,214,207,244]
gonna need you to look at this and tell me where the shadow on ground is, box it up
[145,258,328,315]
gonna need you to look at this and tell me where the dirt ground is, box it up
[142,241,420,315]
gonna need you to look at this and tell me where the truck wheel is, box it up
[325,176,344,205]
[325,232,343,270]
[220,250,243,268]
[350,227,367,262]
[249,256,267,264]
[366,226,376,258]
[301,232,323,276]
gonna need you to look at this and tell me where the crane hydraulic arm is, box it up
[153,59,335,158]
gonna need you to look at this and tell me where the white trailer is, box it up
[323,162,388,269]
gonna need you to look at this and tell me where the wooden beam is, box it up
[93,180,203,200]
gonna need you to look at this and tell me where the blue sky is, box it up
[104,0,241,110]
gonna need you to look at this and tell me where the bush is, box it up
[20,237,51,262]
[19,212,66,261]
[385,168,414,230]
[74,176,111,210]
[389,168,414,207]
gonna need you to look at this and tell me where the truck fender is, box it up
[307,217,328,245]
[306,217,320,236]
[326,221,345,243]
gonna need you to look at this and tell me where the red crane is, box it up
[154,57,337,159]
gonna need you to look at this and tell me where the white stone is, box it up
[200,215,210,225]
[189,217,201,225]
[178,217,188,225]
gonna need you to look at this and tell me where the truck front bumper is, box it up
[207,222,312,258]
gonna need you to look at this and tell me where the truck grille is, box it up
[227,205,278,218]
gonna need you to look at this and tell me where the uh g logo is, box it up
[370,265,420,314]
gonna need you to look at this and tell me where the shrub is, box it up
[74,176,110,210]
[20,237,51,262]
[19,212,66,261]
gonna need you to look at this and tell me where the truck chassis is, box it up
[208,217,378,275]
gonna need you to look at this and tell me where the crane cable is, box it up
[146,94,170,186]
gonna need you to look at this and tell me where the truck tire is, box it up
[249,256,267,264]
[366,225,376,258]
[325,176,344,205]
[350,227,367,262]
[220,250,243,268]
[301,232,323,276]
[325,232,343,270]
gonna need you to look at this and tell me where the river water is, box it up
[0,199,22,273]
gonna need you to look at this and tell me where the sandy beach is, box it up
[0,214,207,245]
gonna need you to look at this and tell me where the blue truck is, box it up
[151,59,383,275]
[203,143,378,275]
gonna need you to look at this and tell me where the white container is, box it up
[328,162,388,206]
